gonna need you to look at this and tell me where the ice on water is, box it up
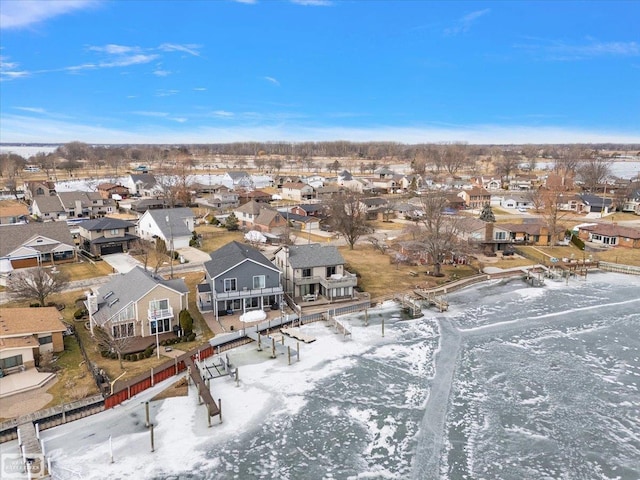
[12,272,639,479]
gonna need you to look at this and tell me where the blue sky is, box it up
[1,0,639,144]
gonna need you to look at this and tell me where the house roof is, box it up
[361,197,388,207]
[145,208,195,238]
[226,171,251,181]
[235,200,265,215]
[580,223,640,239]
[293,204,324,214]
[282,182,311,190]
[57,191,105,209]
[97,183,127,191]
[129,174,157,187]
[0,221,75,257]
[254,208,284,226]
[0,336,39,350]
[285,243,345,269]
[578,194,613,207]
[204,241,278,278]
[0,307,66,337]
[33,195,65,214]
[79,217,136,231]
[92,267,188,326]
[500,222,563,235]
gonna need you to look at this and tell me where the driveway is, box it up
[176,246,211,265]
[102,253,143,274]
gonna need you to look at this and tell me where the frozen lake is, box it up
[11,272,639,479]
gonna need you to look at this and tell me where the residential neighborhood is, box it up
[1,143,639,452]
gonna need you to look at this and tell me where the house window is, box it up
[110,229,119,235]
[149,299,169,314]
[114,304,135,322]
[38,335,53,345]
[495,231,506,240]
[0,355,23,369]
[112,323,134,338]
[253,275,266,289]
[224,278,237,292]
[302,268,312,278]
[326,266,336,277]
[150,318,170,334]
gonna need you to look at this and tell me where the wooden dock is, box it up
[184,357,220,417]
[393,294,423,317]
[281,328,316,343]
[411,290,449,312]
[17,422,47,478]
[328,315,352,338]
[246,327,300,363]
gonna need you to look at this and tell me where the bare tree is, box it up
[441,142,469,175]
[7,267,69,306]
[577,157,612,192]
[327,192,371,250]
[131,239,155,271]
[417,194,462,276]
[541,188,568,246]
[93,326,135,370]
[525,188,546,213]
[495,149,519,182]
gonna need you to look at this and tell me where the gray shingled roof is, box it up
[146,208,194,238]
[32,195,64,214]
[0,222,75,257]
[286,243,345,269]
[79,217,136,231]
[130,174,157,187]
[204,241,277,278]
[91,266,188,326]
[57,191,103,209]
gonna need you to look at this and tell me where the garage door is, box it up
[11,257,38,269]
[100,244,124,255]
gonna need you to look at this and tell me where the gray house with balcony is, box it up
[273,243,358,303]
[198,241,283,321]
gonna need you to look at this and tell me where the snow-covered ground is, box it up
[4,274,639,479]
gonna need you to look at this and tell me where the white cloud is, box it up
[159,43,201,57]
[14,106,46,114]
[153,69,172,77]
[155,89,179,97]
[290,0,333,6]
[0,54,28,81]
[194,87,207,91]
[515,39,640,60]
[88,44,138,55]
[132,111,169,117]
[2,112,639,145]
[211,110,234,117]
[232,0,257,4]
[444,8,490,36]
[263,76,280,86]
[0,0,98,30]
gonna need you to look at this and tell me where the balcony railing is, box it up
[148,306,174,320]
[295,272,358,288]
[213,286,283,300]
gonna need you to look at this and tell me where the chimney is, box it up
[86,291,98,335]
[75,199,83,215]
[485,222,494,241]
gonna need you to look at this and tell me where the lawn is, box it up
[195,224,244,253]
[339,244,477,300]
[57,258,113,281]
[43,335,100,408]
[518,244,640,267]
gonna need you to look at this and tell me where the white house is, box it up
[137,207,195,249]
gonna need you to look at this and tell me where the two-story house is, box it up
[198,241,283,321]
[138,207,195,249]
[281,182,315,202]
[195,184,239,211]
[23,180,56,202]
[57,192,116,218]
[126,173,159,197]
[273,243,358,304]
[458,187,492,210]
[97,183,130,199]
[78,217,139,256]
[86,266,189,342]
